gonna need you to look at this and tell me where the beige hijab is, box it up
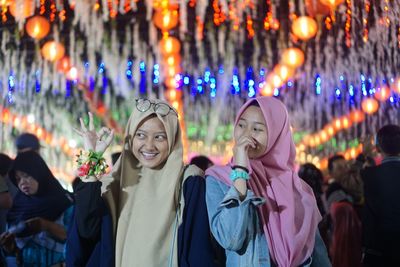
[100,99,202,267]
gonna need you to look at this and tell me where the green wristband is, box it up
[229,169,250,182]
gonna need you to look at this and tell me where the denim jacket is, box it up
[206,176,331,267]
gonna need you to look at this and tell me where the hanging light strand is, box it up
[345,0,352,47]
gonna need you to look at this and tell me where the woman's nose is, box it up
[144,137,155,149]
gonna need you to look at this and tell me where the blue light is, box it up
[258,82,264,88]
[315,75,322,95]
[197,78,203,85]
[127,60,133,67]
[100,62,104,68]
[204,70,211,83]
[154,70,160,76]
[335,88,341,96]
[210,77,216,83]
[197,85,203,93]
[210,91,216,98]
[154,64,159,70]
[390,96,394,103]
[153,79,159,84]
[349,85,354,96]
[176,74,183,81]
[7,91,13,104]
[184,77,190,85]
[84,62,89,68]
[287,81,293,87]
[249,80,255,86]
[98,68,104,74]
[8,76,14,88]
[260,69,265,76]
[273,88,279,96]
[35,80,40,93]
[248,88,255,97]
[139,61,145,72]
[360,74,365,81]
[210,83,216,89]
[218,66,224,74]
[340,75,344,81]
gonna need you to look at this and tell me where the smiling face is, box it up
[234,105,268,159]
[15,170,39,196]
[131,116,170,169]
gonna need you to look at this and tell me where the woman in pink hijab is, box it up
[205,97,331,267]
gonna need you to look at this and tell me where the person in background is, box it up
[329,202,362,267]
[0,151,74,267]
[298,163,326,217]
[0,154,13,266]
[205,97,330,267]
[189,155,214,172]
[15,133,41,154]
[325,155,353,211]
[361,124,400,267]
[0,154,13,217]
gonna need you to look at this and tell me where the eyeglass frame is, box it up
[135,98,178,117]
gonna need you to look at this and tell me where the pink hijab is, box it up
[206,97,321,267]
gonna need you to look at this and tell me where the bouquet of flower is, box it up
[76,150,108,179]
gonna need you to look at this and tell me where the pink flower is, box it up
[77,163,90,177]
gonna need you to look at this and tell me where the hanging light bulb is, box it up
[291,16,318,41]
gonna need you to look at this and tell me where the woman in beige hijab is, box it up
[67,99,224,267]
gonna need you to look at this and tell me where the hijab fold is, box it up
[206,97,321,267]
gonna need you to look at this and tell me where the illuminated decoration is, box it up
[9,0,34,20]
[392,78,400,94]
[160,36,181,55]
[41,41,65,62]
[0,0,399,168]
[374,85,391,102]
[319,0,345,9]
[273,64,294,82]
[153,9,179,31]
[341,116,352,129]
[266,73,283,88]
[281,48,305,68]
[0,106,76,157]
[305,0,330,16]
[260,83,274,97]
[291,16,318,41]
[361,98,379,114]
[66,67,78,80]
[333,118,342,131]
[56,56,72,73]
[25,16,50,40]
[165,54,181,67]
[349,109,365,123]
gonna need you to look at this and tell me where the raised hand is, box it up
[233,135,256,170]
[74,112,114,154]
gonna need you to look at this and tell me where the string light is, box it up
[363,0,370,42]
[213,0,226,26]
[345,0,351,47]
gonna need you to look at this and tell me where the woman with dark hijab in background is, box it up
[0,151,74,267]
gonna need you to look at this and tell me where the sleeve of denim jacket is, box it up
[205,175,265,251]
[310,229,332,267]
